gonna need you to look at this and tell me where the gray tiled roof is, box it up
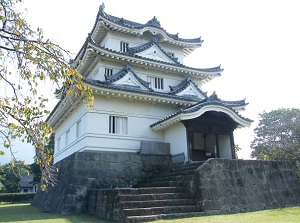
[84,63,211,101]
[105,63,151,90]
[150,92,252,128]
[202,91,248,107]
[78,41,223,75]
[169,75,207,97]
[98,4,203,44]
[83,76,201,102]
[126,36,179,63]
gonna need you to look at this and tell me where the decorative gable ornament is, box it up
[169,75,207,100]
[136,45,176,64]
[105,63,150,90]
[176,84,206,99]
[113,71,149,90]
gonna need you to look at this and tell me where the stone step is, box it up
[125,211,206,223]
[171,162,204,171]
[146,174,194,184]
[123,205,202,216]
[139,180,187,188]
[123,187,187,194]
[158,169,196,178]
[137,187,187,194]
[153,162,203,178]
[119,162,204,222]
[118,192,191,202]
[120,198,197,209]
[116,188,140,195]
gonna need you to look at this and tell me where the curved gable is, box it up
[169,75,207,100]
[176,84,206,99]
[135,45,176,64]
[106,63,150,90]
[151,101,252,131]
[126,36,179,64]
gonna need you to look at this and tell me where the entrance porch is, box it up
[183,111,237,162]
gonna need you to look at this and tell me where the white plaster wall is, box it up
[88,61,124,81]
[102,32,141,51]
[101,31,185,64]
[53,103,87,163]
[164,122,188,162]
[91,96,176,139]
[53,95,179,163]
[87,60,188,95]
[135,67,186,93]
[218,134,232,159]
[83,96,178,155]
[159,42,185,64]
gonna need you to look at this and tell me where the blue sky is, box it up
[1,0,299,164]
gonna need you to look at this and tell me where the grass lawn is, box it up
[0,203,113,223]
[0,203,299,223]
[152,207,300,223]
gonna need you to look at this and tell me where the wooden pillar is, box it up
[186,129,192,162]
[230,132,236,159]
[203,134,207,151]
[215,134,219,158]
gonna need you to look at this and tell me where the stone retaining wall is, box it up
[32,151,171,214]
[192,159,300,214]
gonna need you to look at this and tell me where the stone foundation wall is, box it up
[32,151,171,214]
[88,188,135,221]
[192,159,300,214]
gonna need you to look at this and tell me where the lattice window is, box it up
[105,68,113,76]
[120,41,129,52]
[109,116,128,134]
[148,76,164,90]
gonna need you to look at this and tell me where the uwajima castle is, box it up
[33,3,300,222]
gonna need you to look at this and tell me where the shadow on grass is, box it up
[0,203,114,223]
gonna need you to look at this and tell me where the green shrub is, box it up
[0,193,35,203]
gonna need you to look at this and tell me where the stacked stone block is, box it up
[192,159,300,214]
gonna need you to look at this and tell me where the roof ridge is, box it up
[96,3,203,44]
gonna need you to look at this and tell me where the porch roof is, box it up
[150,95,253,131]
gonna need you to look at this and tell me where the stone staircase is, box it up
[119,162,205,222]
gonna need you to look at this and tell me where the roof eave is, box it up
[97,14,203,48]
[76,43,221,80]
[88,84,197,106]
[151,104,252,131]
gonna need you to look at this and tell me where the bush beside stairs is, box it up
[120,162,205,222]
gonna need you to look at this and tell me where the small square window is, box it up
[105,68,113,76]
[120,42,129,52]
[109,116,128,134]
[148,76,164,90]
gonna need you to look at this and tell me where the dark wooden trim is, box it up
[186,129,191,162]
[215,134,220,158]
[230,132,236,159]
